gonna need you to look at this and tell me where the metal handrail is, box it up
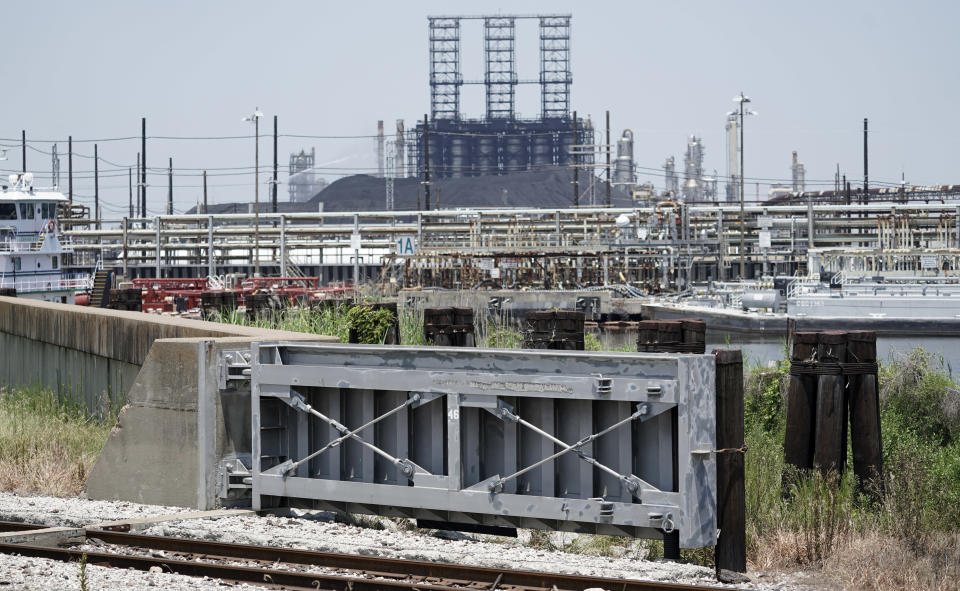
[0,273,91,292]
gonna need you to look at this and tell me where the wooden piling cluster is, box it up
[245,293,287,321]
[107,288,143,312]
[521,310,585,350]
[423,307,475,347]
[0,288,16,297]
[783,330,882,488]
[636,319,706,354]
[200,291,239,319]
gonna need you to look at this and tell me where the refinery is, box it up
[1,5,958,591]
[18,13,960,360]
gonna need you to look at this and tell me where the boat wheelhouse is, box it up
[0,173,89,303]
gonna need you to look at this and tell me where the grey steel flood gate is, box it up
[250,343,717,548]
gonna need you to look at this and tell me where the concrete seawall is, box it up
[0,296,336,508]
[0,296,328,412]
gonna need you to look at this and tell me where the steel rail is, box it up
[81,528,730,591]
[0,522,736,591]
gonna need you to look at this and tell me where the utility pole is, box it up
[863,118,869,204]
[94,144,100,230]
[136,153,141,216]
[68,136,73,204]
[241,108,263,276]
[422,114,431,211]
[255,115,259,275]
[605,110,611,207]
[203,170,208,215]
[572,110,579,207]
[21,130,25,173]
[141,118,147,222]
[128,168,133,218]
[272,115,278,214]
[167,157,173,215]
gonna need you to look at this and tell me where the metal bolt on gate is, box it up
[250,342,718,548]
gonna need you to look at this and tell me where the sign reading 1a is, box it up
[395,235,417,256]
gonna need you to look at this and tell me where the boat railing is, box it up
[728,292,742,309]
[0,234,76,253]
[0,273,91,293]
[0,239,44,253]
[787,274,821,299]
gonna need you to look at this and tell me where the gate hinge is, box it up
[218,350,252,389]
[217,456,252,499]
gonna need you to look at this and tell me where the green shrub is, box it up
[744,359,789,434]
[346,305,396,344]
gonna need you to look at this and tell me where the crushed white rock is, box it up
[0,552,274,590]
[0,493,821,590]
[0,491,192,528]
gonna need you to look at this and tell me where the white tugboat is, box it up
[0,173,89,303]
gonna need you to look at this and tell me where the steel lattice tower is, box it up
[539,16,571,119]
[429,18,462,120]
[484,17,516,119]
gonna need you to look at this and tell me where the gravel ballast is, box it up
[0,493,819,590]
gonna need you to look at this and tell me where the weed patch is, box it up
[0,387,112,496]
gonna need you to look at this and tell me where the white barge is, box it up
[0,173,89,303]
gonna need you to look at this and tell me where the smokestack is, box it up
[396,120,405,178]
[791,151,805,193]
[377,120,385,178]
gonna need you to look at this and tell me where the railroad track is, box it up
[0,521,735,591]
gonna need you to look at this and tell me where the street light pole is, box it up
[243,108,264,276]
[739,96,745,278]
[733,92,753,279]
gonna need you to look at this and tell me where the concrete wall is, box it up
[0,296,330,412]
[0,332,140,415]
[86,337,270,508]
[0,296,336,508]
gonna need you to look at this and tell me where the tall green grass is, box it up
[744,346,960,588]
[0,386,113,496]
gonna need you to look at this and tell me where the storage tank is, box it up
[449,136,467,178]
[741,289,782,311]
[475,136,497,176]
[531,133,553,169]
[503,134,527,173]
[429,135,445,178]
[558,127,575,167]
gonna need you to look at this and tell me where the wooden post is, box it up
[714,349,746,573]
[783,332,819,474]
[814,331,848,474]
[681,319,706,353]
[522,310,583,350]
[847,330,883,494]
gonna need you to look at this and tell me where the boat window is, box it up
[19,203,34,220]
[0,204,15,220]
[52,256,58,269]
[41,203,56,220]
[12,257,21,271]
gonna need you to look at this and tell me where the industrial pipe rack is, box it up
[63,201,960,288]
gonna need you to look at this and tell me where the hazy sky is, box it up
[3,0,958,216]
